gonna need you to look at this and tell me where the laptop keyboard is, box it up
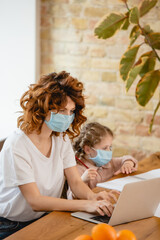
[90,215,110,223]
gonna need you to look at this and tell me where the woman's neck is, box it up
[28,123,51,141]
[26,123,53,158]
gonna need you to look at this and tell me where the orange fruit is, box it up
[91,223,117,240]
[117,229,137,240]
[74,234,93,240]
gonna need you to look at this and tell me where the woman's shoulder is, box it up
[3,129,26,151]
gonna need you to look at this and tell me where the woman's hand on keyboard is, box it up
[84,199,114,217]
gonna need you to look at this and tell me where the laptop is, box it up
[71,178,160,226]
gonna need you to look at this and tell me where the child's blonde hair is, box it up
[73,122,113,160]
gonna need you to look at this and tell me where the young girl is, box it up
[67,122,138,198]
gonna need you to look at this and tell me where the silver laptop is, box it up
[71,178,160,226]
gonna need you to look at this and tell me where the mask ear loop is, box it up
[90,147,98,158]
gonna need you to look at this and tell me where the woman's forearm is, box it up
[19,182,114,216]
[31,195,87,212]
[69,179,95,200]
[19,181,94,213]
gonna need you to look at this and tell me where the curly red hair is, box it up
[17,71,87,139]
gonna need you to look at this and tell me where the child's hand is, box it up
[114,160,137,175]
[81,168,98,182]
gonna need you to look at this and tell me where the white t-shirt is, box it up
[0,129,76,221]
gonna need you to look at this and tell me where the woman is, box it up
[0,71,116,239]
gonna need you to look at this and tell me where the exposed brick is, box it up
[145,114,160,125]
[112,147,129,158]
[71,0,87,3]
[51,0,69,3]
[41,40,52,53]
[84,82,121,97]
[91,0,117,6]
[41,5,50,15]
[98,96,115,107]
[88,19,99,29]
[85,95,97,105]
[50,4,67,17]
[71,18,88,30]
[41,55,53,65]
[52,18,70,28]
[40,0,159,159]
[137,101,153,111]
[97,119,116,131]
[130,150,147,161]
[106,109,143,124]
[153,88,160,100]
[51,30,82,42]
[91,58,119,70]
[105,44,128,59]
[135,124,151,137]
[50,42,66,54]
[84,7,108,18]
[116,123,135,135]
[41,64,55,75]
[52,54,90,69]
[41,16,52,27]
[89,46,106,57]
[83,33,115,45]
[102,72,117,82]
[113,135,140,149]
[81,71,100,82]
[92,0,124,7]
[114,31,130,46]
[141,8,159,21]
[65,43,88,56]
[41,29,52,40]
[84,106,108,118]
[152,127,160,138]
[141,137,160,152]
[115,97,137,109]
[68,5,83,16]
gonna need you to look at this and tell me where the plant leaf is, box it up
[120,45,140,81]
[126,56,148,91]
[139,0,158,17]
[143,24,153,34]
[129,25,141,46]
[94,13,126,39]
[147,32,160,50]
[129,7,139,24]
[121,12,130,30]
[139,51,156,77]
[136,70,160,106]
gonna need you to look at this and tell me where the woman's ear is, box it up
[83,145,91,155]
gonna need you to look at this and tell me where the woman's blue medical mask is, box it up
[45,112,75,132]
[90,148,112,167]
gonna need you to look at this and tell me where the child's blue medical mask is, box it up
[45,112,75,132]
[90,148,112,167]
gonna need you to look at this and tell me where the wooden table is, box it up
[6,152,160,240]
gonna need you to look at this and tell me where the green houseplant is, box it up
[94,0,160,132]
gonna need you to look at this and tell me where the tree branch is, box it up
[139,23,160,62]
[149,98,160,133]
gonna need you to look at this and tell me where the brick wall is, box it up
[40,0,160,160]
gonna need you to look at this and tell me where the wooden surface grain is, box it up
[6,152,160,240]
